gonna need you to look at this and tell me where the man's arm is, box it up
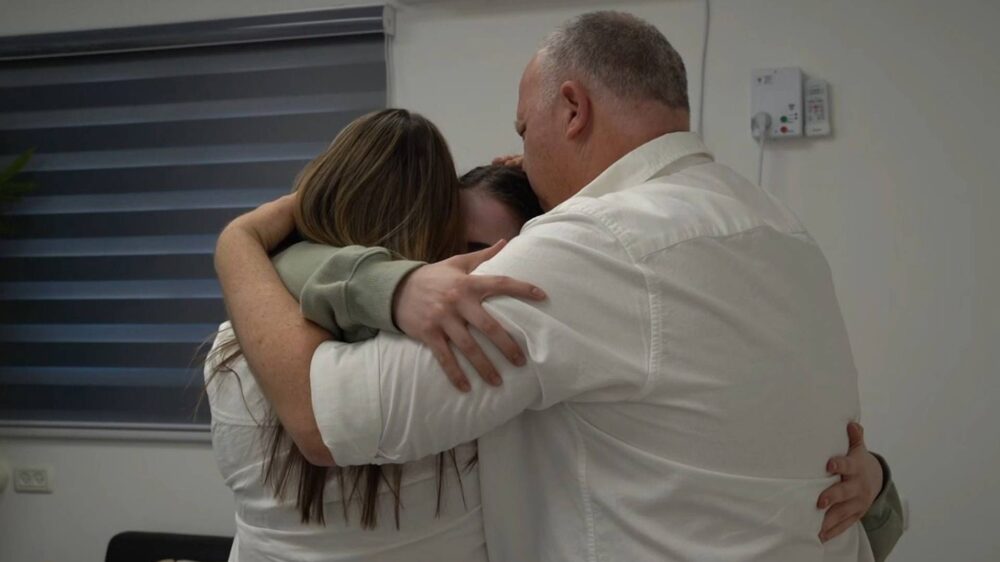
[308,212,651,465]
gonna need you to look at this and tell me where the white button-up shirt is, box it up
[310,132,874,561]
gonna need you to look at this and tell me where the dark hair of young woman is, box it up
[459,164,543,224]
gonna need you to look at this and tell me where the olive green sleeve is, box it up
[861,453,905,561]
[272,241,424,343]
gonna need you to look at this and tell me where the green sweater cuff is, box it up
[861,453,904,562]
[338,252,424,335]
[272,242,423,340]
[861,453,895,529]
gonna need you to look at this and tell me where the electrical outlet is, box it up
[13,466,53,494]
[751,67,803,139]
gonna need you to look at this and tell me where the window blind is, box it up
[0,7,390,428]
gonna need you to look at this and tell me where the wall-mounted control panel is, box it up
[751,67,802,139]
[804,78,831,136]
[751,67,831,140]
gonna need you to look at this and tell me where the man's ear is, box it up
[558,80,591,140]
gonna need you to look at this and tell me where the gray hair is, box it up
[538,11,689,110]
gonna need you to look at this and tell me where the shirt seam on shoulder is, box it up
[648,224,812,399]
[637,224,811,261]
[558,198,638,260]
[559,199,657,401]
[636,225,810,398]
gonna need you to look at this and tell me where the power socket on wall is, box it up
[751,67,803,139]
[13,465,54,493]
[751,66,832,140]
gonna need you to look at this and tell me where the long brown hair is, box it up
[207,109,465,528]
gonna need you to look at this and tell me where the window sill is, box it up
[0,421,211,443]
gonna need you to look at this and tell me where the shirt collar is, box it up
[573,131,714,200]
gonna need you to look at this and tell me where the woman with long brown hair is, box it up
[203,109,542,562]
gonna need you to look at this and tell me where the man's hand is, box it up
[818,422,884,542]
[394,240,547,392]
[492,154,523,168]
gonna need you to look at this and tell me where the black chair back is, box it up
[105,531,234,562]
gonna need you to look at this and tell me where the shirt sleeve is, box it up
[309,209,652,465]
[861,453,905,562]
[272,242,424,341]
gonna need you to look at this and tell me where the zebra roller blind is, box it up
[0,6,389,428]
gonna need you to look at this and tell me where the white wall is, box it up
[2,0,997,560]
[389,0,706,168]
[703,5,999,561]
[0,436,235,562]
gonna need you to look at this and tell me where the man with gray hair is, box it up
[216,11,898,561]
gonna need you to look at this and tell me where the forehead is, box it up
[462,188,523,235]
[517,54,542,118]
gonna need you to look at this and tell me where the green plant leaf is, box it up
[0,148,35,185]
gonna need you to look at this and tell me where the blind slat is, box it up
[0,323,218,343]
[0,279,220,300]
[0,234,218,257]
[0,254,216,281]
[1,298,225,324]
[0,39,384,88]
[5,208,251,238]
[1,110,369,154]
[0,367,201,387]
[0,61,385,112]
[2,342,212,368]
[21,160,308,196]
[0,386,212,423]
[0,92,382,129]
[9,188,283,216]
[21,143,328,172]
[0,6,389,60]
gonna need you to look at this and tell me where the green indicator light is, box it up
[780,116,789,123]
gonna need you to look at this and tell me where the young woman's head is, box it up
[459,165,543,252]
[295,108,465,262]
